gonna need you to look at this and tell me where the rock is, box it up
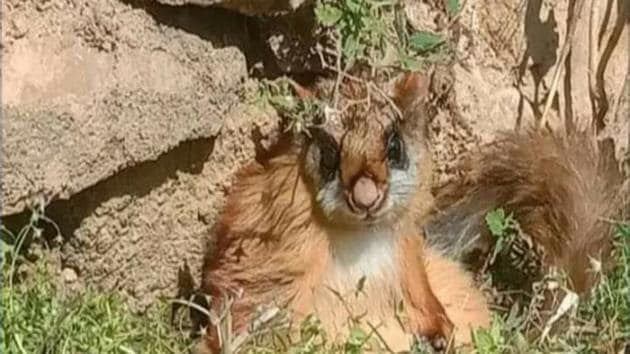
[58,103,280,311]
[406,0,628,187]
[1,0,281,310]
[1,0,250,216]
[62,268,79,283]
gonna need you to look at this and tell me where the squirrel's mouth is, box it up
[345,192,387,216]
[345,197,389,225]
[344,177,388,216]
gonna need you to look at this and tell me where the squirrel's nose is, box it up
[351,176,381,211]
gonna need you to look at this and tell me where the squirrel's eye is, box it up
[386,128,408,169]
[311,129,339,183]
[319,143,339,182]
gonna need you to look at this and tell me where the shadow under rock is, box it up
[1,137,215,250]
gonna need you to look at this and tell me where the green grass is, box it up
[3,207,627,353]
[1,208,190,354]
[471,219,630,354]
[2,264,191,354]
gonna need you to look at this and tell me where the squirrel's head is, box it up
[296,72,432,228]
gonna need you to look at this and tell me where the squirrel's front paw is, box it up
[416,313,454,353]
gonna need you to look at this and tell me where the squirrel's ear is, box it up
[389,72,431,139]
[390,72,430,113]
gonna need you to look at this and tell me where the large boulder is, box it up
[1,0,280,309]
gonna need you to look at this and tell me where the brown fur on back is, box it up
[426,128,626,293]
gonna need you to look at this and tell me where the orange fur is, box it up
[196,72,491,353]
[424,249,491,348]
[198,148,489,352]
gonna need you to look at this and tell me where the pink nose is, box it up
[351,176,380,210]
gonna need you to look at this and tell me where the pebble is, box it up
[62,268,78,283]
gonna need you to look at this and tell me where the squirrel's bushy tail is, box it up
[426,128,628,293]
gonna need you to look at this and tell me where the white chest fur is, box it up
[306,226,406,343]
[321,227,401,299]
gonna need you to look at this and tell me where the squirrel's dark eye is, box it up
[319,144,339,182]
[386,127,408,169]
[311,128,339,182]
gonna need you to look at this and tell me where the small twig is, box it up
[539,0,587,130]
[598,216,630,226]
[368,81,403,119]
[219,295,235,354]
[539,289,579,343]
[365,321,396,354]
[317,45,403,120]
[231,306,289,351]
[341,96,371,113]
[325,284,364,320]
[170,298,219,326]
[332,32,345,110]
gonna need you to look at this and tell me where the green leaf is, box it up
[485,208,508,238]
[342,36,363,60]
[472,330,493,352]
[490,319,502,340]
[446,0,460,17]
[491,237,505,261]
[347,326,367,345]
[315,3,343,27]
[399,53,424,71]
[268,94,296,112]
[362,16,384,33]
[408,31,445,52]
[345,0,364,14]
[616,223,630,239]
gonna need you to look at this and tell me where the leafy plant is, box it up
[252,78,327,136]
[315,0,393,65]
[343,326,370,353]
[581,223,630,345]
[2,264,190,354]
[314,0,448,71]
[485,208,517,263]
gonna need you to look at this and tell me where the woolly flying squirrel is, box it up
[193,72,491,353]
